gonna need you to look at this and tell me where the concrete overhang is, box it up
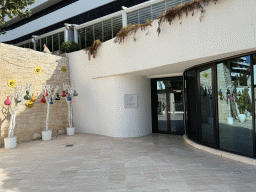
[1,0,78,30]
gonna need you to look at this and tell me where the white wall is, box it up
[69,51,152,137]
[68,0,256,137]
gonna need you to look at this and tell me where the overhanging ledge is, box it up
[183,135,256,165]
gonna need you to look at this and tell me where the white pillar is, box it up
[32,36,37,50]
[74,27,78,44]
[64,28,69,42]
[122,11,127,27]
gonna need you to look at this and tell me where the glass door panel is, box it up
[199,68,214,144]
[157,93,167,131]
[169,91,184,134]
[217,56,253,157]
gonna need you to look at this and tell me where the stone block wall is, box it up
[0,43,70,147]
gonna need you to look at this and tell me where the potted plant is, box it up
[62,84,78,136]
[237,88,250,123]
[40,85,59,141]
[4,82,33,149]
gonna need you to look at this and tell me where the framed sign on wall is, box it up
[124,94,138,108]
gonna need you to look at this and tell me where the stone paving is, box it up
[1,133,256,192]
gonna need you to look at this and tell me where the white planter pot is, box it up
[207,117,213,125]
[67,127,75,136]
[161,111,165,115]
[42,130,52,141]
[246,112,251,117]
[227,117,233,125]
[4,137,17,149]
[238,114,246,123]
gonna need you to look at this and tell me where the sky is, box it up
[0,0,116,42]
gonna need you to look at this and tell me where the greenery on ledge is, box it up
[60,41,80,53]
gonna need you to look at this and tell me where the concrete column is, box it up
[32,36,38,50]
[74,27,78,44]
[122,11,127,27]
[64,27,69,42]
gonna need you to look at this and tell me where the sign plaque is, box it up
[124,94,138,108]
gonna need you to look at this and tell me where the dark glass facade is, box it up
[184,53,256,158]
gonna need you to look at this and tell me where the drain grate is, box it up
[65,144,74,147]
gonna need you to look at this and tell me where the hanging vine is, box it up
[114,19,153,44]
[84,39,102,60]
[157,0,218,35]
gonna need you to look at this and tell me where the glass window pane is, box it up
[152,1,165,20]
[200,68,214,145]
[29,42,34,50]
[138,6,151,24]
[24,43,29,48]
[94,22,103,41]
[166,0,181,10]
[103,19,112,42]
[112,15,122,38]
[217,56,253,157]
[47,36,52,52]
[53,33,59,52]
[36,39,40,51]
[59,32,65,49]
[86,25,94,48]
[78,28,85,49]
[127,10,139,25]
[41,37,46,51]
[158,93,167,131]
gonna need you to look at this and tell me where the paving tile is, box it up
[2,133,256,192]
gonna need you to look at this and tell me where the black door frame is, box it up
[151,76,184,135]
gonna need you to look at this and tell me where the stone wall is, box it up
[0,43,70,147]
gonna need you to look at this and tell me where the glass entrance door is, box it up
[156,78,184,134]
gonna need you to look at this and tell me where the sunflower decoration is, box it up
[8,79,17,88]
[61,66,67,72]
[35,66,42,74]
[203,72,209,78]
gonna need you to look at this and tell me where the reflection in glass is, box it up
[158,93,167,131]
[170,92,184,134]
[157,80,183,90]
[217,56,253,157]
[200,68,214,144]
